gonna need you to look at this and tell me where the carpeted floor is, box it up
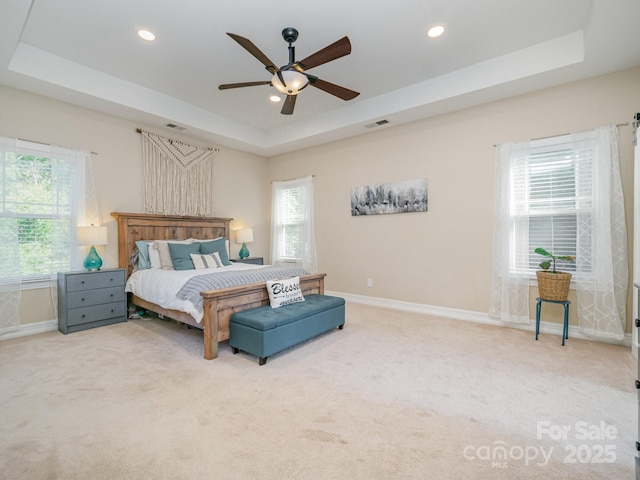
[0,302,635,479]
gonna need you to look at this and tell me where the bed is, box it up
[111,212,326,360]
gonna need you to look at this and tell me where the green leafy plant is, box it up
[535,247,575,273]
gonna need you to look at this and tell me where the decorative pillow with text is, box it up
[266,276,305,308]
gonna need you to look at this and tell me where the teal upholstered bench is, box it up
[229,294,345,365]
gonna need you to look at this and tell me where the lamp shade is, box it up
[235,228,254,244]
[77,226,108,246]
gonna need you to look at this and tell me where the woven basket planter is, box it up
[536,271,571,302]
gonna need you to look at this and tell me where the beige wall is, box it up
[268,67,640,332]
[3,67,639,332]
[0,85,270,325]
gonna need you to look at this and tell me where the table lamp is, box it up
[77,225,108,271]
[236,228,253,259]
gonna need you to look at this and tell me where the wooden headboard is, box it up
[111,212,232,277]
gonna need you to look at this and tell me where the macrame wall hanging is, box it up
[138,129,219,216]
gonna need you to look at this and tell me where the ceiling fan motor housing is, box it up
[282,27,299,44]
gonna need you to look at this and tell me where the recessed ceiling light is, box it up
[137,29,156,41]
[270,95,281,103]
[427,25,445,38]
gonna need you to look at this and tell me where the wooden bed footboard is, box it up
[200,273,326,359]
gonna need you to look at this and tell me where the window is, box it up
[0,139,91,281]
[275,186,306,260]
[490,125,627,335]
[510,135,590,277]
[271,176,317,272]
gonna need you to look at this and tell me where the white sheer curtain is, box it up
[488,141,531,324]
[0,136,98,332]
[0,136,21,335]
[49,145,100,318]
[573,125,627,340]
[489,125,628,339]
[271,175,317,273]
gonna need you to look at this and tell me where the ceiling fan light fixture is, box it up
[270,95,281,102]
[271,71,309,95]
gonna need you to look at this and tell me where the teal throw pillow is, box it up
[135,240,153,270]
[198,238,231,266]
[168,242,201,270]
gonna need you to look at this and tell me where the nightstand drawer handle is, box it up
[110,309,114,313]
[81,314,86,318]
[110,293,114,297]
[81,298,85,302]
[81,281,85,284]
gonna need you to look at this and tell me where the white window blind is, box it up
[278,187,305,260]
[511,135,591,275]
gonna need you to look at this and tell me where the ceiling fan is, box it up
[219,27,360,115]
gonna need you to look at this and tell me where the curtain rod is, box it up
[271,175,316,183]
[136,128,220,152]
[17,136,98,155]
[493,122,629,148]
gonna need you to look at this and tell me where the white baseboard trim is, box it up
[0,319,57,341]
[326,290,632,348]
[3,294,632,349]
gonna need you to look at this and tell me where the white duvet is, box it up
[125,263,266,323]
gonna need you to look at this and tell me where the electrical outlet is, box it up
[366,278,373,287]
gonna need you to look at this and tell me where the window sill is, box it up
[506,271,580,289]
[21,278,55,290]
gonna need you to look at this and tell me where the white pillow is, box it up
[152,239,193,270]
[190,252,222,269]
[266,276,305,308]
[148,245,162,269]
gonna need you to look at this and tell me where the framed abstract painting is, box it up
[351,178,428,216]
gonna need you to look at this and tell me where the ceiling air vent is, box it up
[364,119,390,129]
[165,123,186,131]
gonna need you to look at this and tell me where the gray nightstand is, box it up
[231,257,264,265]
[57,268,127,334]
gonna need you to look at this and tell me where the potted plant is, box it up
[535,247,575,302]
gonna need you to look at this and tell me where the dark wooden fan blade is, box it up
[218,81,271,90]
[227,33,279,74]
[281,95,297,115]
[309,77,359,100]
[295,36,351,71]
